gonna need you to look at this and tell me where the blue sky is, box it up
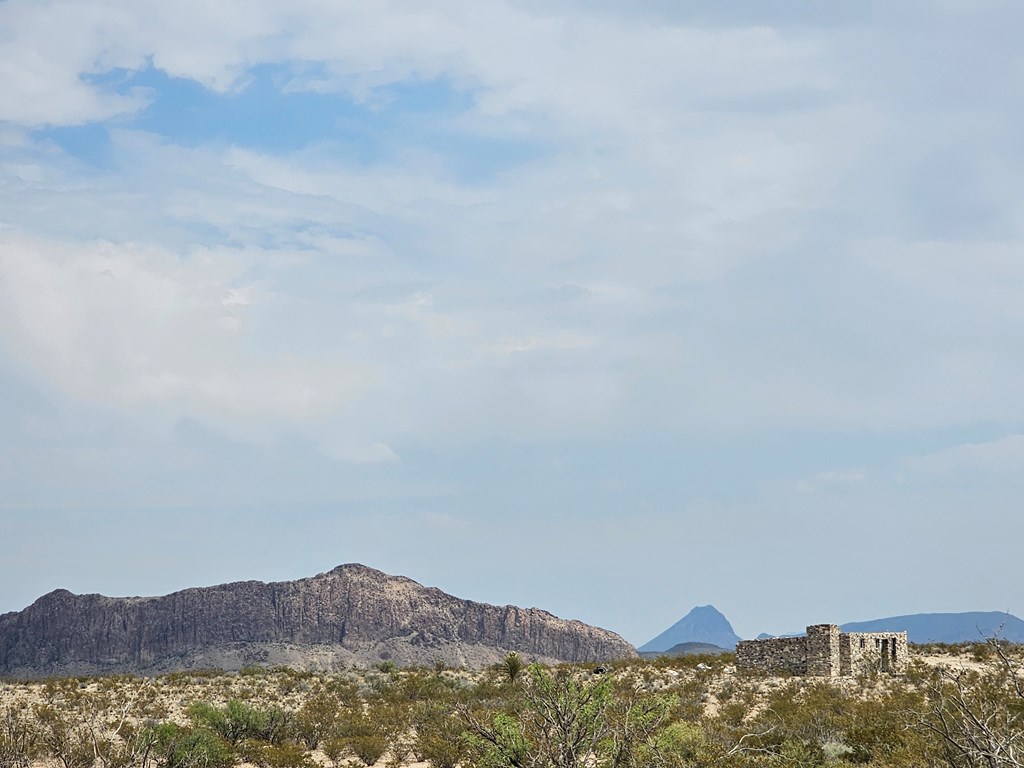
[1,0,1023,645]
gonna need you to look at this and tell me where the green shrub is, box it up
[651,720,705,763]
[0,705,35,768]
[149,723,233,768]
[412,703,468,768]
[237,739,315,768]
[330,697,411,767]
[290,690,339,749]
[188,700,287,745]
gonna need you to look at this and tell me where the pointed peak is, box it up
[639,603,741,653]
[687,604,725,615]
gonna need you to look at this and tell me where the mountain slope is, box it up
[841,611,1024,644]
[639,605,741,652]
[0,564,635,677]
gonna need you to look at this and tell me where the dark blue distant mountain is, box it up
[639,605,742,652]
[840,612,1024,644]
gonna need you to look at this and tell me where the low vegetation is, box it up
[1,642,1022,767]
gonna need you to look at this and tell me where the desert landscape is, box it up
[2,641,1021,768]
[3,566,1022,768]
[3,1,1021,767]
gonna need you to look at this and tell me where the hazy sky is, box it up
[1,1,1022,646]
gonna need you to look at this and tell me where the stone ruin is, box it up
[736,624,908,677]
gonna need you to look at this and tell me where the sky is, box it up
[1,0,1023,646]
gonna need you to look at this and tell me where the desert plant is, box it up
[237,739,315,768]
[412,702,469,768]
[0,706,35,768]
[31,704,94,768]
[149,723,233,768]
[602,684,675,768]
[291,690,340,749]
[918,639,1024,768]
[188,700,287,745]
[328,696,411,767]
[462,664,618,768]
[499,652,526,686]
[644,721,706,767]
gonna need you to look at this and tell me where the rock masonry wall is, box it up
[735,635,808,674]
[736,624,909,677]
[805,624,841,677]
[840,631,909,675]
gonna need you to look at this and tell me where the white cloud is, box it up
[0,234,368,439]
[1,0,1023,452]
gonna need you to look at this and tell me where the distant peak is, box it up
[639,603,741,653]
[688,605,724,614]
[326,563,380,576]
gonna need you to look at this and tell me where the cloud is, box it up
[1,1,1023,501]
[0,234,368,439]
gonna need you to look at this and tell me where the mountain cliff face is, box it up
[638,605,742,652]
[0,564,635,678]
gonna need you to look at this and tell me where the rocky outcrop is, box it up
[0,564,635,677]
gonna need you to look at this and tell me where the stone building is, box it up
[736,624,908,677]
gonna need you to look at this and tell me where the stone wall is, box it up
[737,625,909,677]
[736,635,807,675]
[806,624,840,677]
[840,631,909,675]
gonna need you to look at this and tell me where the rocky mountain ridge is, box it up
[0,564,635,678]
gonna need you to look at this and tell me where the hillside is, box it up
[0,564,635,677]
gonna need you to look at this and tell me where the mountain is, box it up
[638,605,742,652]
[0,564,635,678]
[840,612,1024,644]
